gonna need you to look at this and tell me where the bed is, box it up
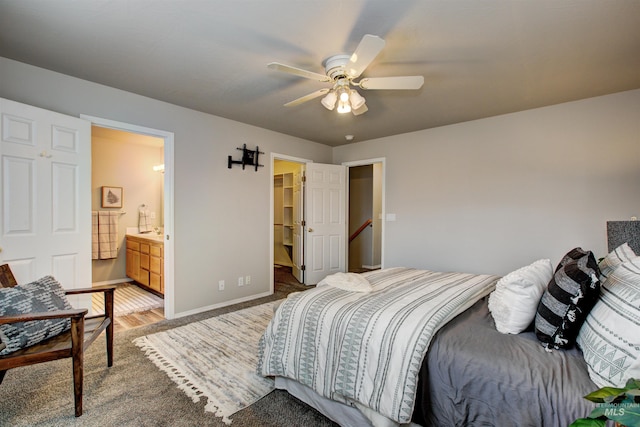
[258,248,640,427]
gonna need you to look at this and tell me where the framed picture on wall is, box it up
[101,186,123,208]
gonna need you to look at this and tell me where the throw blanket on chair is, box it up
[258,267,499,424]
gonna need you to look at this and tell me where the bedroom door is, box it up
[0,98,91,307]
[304,162,346,285]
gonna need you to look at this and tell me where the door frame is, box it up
[270,153,311,291]
[80,115,176,319]
[343,157,386,271]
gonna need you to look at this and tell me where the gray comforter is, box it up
[414,297,597,427]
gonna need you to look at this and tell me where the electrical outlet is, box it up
[238,276,244,286]
[218,280,225,291]
[245,275,251,285]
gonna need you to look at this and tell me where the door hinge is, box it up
[302,175,306,182]
[301,265,306,271]
[301,220,306,226]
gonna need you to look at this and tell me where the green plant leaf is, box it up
[609,408,640,427]
[587,406,608,418]
[575,379,640,426]
[569,418,605,427]
[625,378,640,390]
[585,387,626,402]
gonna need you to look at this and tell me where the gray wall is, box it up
[1,57,332,315]
[3,56,639,314]
[334,89,640,275]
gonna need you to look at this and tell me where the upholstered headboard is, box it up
[607,221,640,254]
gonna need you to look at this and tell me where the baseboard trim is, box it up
[92,278,133,287]
[173,290,273,319]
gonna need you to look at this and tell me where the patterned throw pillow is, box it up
[0,276,73,355]
[535,248,601,350]
[577,258,640,388]
[598,242,638,279]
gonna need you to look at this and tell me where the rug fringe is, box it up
[133,338,205,404]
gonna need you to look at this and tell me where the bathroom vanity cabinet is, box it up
[126,235,164,296]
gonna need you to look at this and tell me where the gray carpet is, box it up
[0,277,338,426]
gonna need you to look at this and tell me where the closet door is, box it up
[0,98,91,306]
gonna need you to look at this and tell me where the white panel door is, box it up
[304,162,346,285]
[292,167,304,283]
[0,98,91,307]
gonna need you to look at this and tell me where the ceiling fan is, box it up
[268,34,424,116]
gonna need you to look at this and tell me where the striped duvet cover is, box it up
[258,267,499,424]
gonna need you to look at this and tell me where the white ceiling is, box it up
[1,0,639,147]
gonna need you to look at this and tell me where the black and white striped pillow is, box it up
[535,248,601,350]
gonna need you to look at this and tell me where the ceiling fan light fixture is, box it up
[321,91,337,110]
[352,103,368,116]
[349,90,366,110]
[337,99,351,114]
[270,34,422,116]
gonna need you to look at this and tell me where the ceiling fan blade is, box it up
[268,62,331,82]
[284,88,330,107]
[359,76,424,90]
[346,34,386,79]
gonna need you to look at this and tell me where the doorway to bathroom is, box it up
[84,115,175,324]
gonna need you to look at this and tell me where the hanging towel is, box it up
[98,211,119,259]
[138,206,152,233]
[91,211,99,260]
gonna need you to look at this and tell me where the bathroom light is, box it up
[153,164,165,172]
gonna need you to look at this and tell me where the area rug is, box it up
[92,282,164,316]
[133,301,278,424]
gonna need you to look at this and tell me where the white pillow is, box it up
[317,272,372,293]
[488,259,553,334]
[577,257,640,388]
[598,242,638,279]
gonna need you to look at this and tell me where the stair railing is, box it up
[349,218,373,243]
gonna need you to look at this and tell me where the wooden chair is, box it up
[0,264,115,417]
